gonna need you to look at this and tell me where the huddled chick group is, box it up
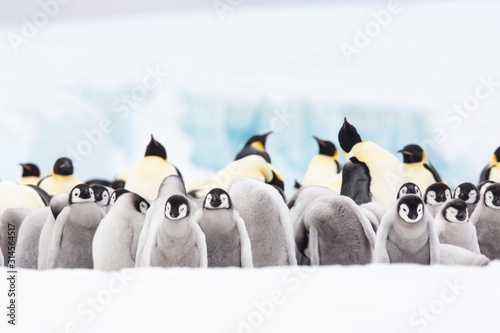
[1,118,499,270]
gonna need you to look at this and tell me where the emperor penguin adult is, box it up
[0,208,30,266]
[397,182,422,200]
[454,182,479,215]
[235,132,272,163]
[434,199,480,253]
[16,207,51,269]
[375,195,440,264]
[0,181,49,214]
[213,155,284,192]
[470,183,500,259]
[17,163,42,186]
[47,184,106,269]
[424,183,452,218]
[37,193,68,270]
[398,144,443,192]
[294,194,376,265]
[228,177,296,267]
[136,194,207,268]
[302,136,342,187]
[93,193,150,271]
[125,135,182,201]
[38,157,83,195]
[338,118,410,210]
[195,188,253,268]
[479,146,500,183]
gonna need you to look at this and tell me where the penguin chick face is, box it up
[442,200,469,224]
[91,185,110,207]
[165,195,190,220]
[399,144,424,164]
[338,117,362,153]
[484,184,500,210]
[53,157,74,176]
[454,182,478,204]
[424,183,451,205]
[398,195,424,223]
[313,136,337,157]
[145,135,167,160]
[69,184,95,204]
[397,182,422,199]
[204,188,232,210]
[20,163,41,177]
[111,189,130,205]
[131,194,150,214]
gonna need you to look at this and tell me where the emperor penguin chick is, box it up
[470,183,500,259]
[434,199,480,253]
[302,137,342,187]
[424,183,452,218]
[1,208,30,266]
[136,194,207,268]
[397,182,422,199]
[375,195,440,265]
[294,194,376,265]
[196,188,253,268]
[93,193,150,271]
[16,207,51,269]
[454,182,479,215]
[229,177,296,267]
[47,184,105,269]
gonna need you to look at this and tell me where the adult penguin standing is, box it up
[338,118,409,209]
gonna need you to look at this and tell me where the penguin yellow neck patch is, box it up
[251,141,265,152]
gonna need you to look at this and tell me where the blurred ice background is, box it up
[1,0,500,194]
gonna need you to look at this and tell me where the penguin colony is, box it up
[2,118,500,270]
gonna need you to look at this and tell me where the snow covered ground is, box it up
[1,263,500,333]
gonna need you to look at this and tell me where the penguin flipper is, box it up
[479,165,492,183]
[340,158,371,205]
[294,214,308,255]
[26,185,52,206]
[37,174,52,187]
[233,211,253,268]
[423,163,442,183]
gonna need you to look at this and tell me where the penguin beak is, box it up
[456,211,467,221]
[210,196,222,208]
[493,198,500,207]
[170,208,180,218]
[343,117,348,130]
[313,136,326,147]
[436,194,446,202]
[408,212,418,220]
[398,150,413,156]
[458,192,468,201]
[80,189,91,200]
[95,192,103,202]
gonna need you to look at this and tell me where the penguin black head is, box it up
[111,189,130,205]
[53,158,74,176]
[131,193,150,214]
[424,183,451,205]
[165,195,190,220]
[204,188,232,210]
[442,199,469,223]
[454,182,479,204]
[493,146,500,163]
[145,135,167,160]
[397,195,425,223]
[398,144,424,164]
[235,132,272,163]
[111,179,126,189]
[313,136,338,157]
[338,118,362,154]
[20,163,41,177]
[397,182,422,199]
[69,184,94,204]
[484,183,500,210]
[91,185,110,207]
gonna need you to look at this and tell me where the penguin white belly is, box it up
[0,181,45,214]
[213,156,270,190]
[404,163,437,193]
[489,166,500,182]
[347,141,409,210]
[125,157,178,201]
[39,175,83,195]
[302,155,339,187]
[17,176,41,186]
